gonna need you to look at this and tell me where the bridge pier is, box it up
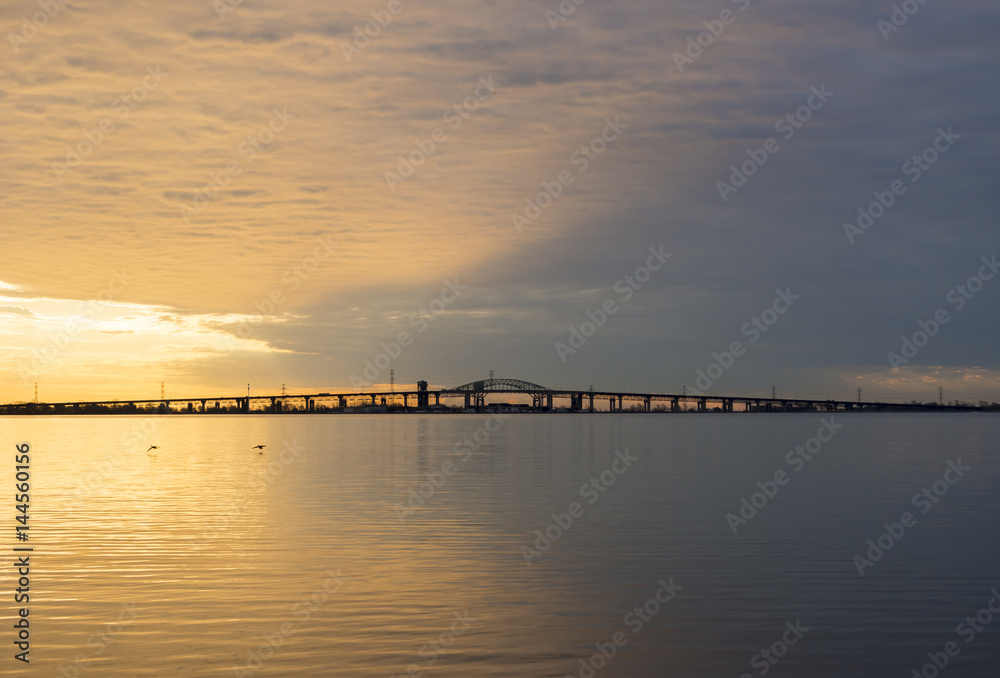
[671,397,680,413]
[723,398,733,413]
[403,394,408,409]
[589,394,595,412]
[644,397,651,412]
[697,399,706,412]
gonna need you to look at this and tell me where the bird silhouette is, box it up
[147,445,159,452]
[252,445,266,450]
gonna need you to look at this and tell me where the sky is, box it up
[0,0,998,404]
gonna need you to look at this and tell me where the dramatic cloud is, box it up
[1,0,997,402]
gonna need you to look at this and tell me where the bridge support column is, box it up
[618,395,623,411]
[723,398,733,412]
[608,397,614,412]
[671,397,679,412]
[644,397,651,412]
[589,394,595,412]
[435,393,439,406]
[200,400,206,413]
[546,394,553,410]
[698,399,706,412]
[403,394,408,410]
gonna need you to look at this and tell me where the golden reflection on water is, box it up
[1,415,609,677]
[1,413,998,677]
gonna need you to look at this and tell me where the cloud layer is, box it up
[1,0,998,402]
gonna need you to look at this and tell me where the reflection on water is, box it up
[1,413,998,676]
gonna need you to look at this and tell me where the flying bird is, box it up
[252,445,266,450]
[147,446,159,452]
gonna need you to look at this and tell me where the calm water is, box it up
[1,413,998,676]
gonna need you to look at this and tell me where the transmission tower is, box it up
[161,382,165,399]
[771,385,777,400]
[390,370,395,393]
[939,387,944,405]
[857,387,862,404]
[282,384,287,397]
[34,383,38,404]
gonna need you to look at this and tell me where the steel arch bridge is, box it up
[443,378,552,408]
[0,375,981,415]
[446,378,552,393]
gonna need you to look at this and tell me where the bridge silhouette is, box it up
[0,377,979,414]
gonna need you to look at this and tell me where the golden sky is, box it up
[2,0,998,403]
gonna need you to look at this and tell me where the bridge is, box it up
[0,377,981,414]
